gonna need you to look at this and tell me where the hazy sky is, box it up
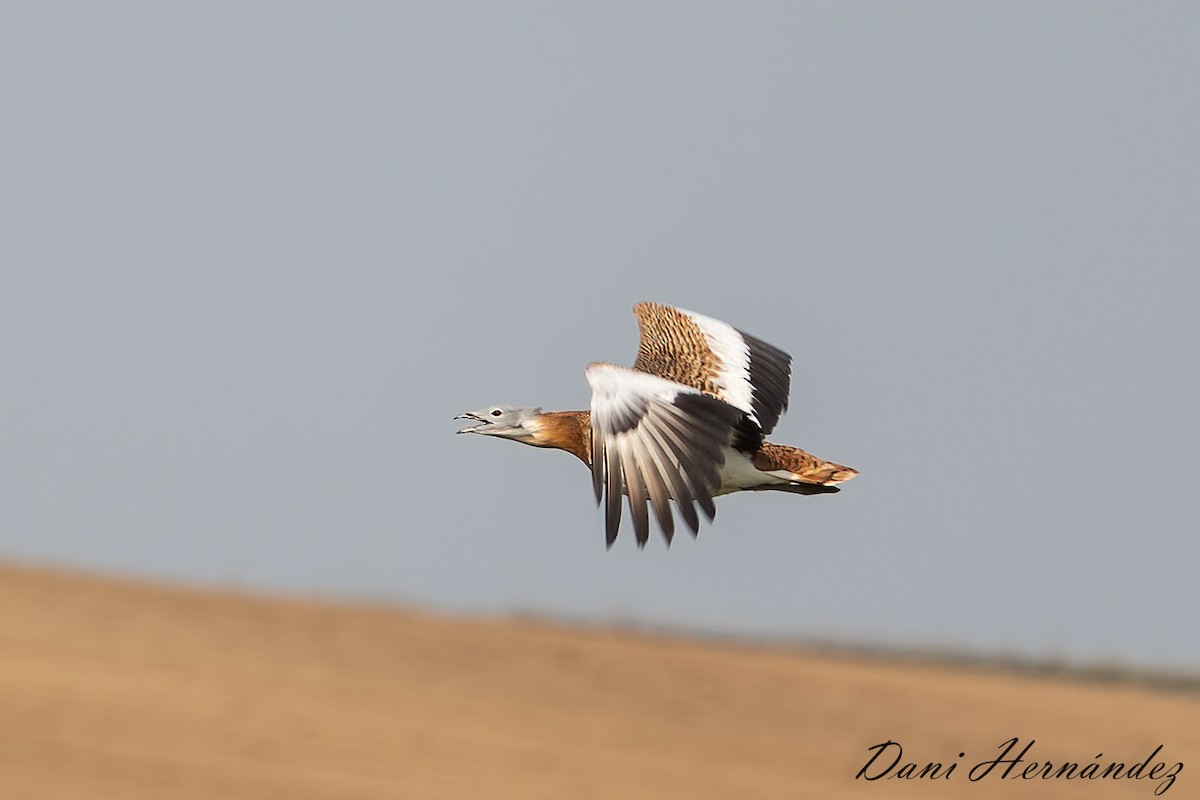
[2,3,1197,669]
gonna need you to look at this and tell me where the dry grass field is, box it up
[0,561,1195,799]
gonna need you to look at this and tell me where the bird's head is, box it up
[454,405,543,443]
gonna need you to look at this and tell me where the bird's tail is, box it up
[752,441,859,486]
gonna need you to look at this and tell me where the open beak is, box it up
[454,411,490,434]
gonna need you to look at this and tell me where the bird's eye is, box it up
[491,409,502,417]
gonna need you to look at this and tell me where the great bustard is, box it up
[455,302,857,547]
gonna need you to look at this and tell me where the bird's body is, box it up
[457,302,857,547]
[509,410,854,495]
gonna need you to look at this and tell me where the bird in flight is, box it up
[455,302,857,548]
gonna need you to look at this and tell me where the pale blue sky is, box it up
[2,3,1197,668]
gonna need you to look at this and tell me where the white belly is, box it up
[714,448,789,496]
[611,448,789,499]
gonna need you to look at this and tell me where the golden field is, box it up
[0,561,1195,799]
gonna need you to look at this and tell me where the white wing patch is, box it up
[587,361,696,407]
[675,307,757,426]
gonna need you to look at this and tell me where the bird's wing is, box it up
[587,362,742,548]
[631,302,792,436]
